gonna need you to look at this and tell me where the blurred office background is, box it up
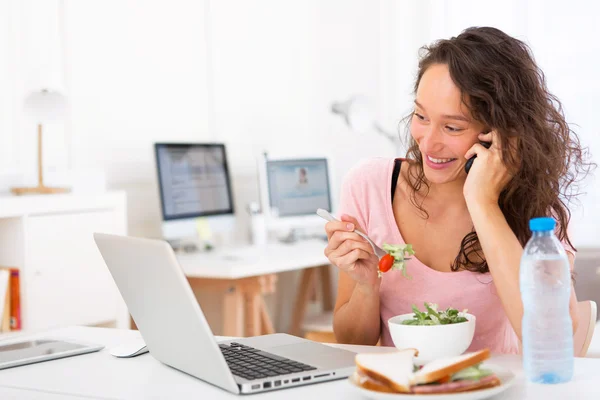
[0,0,598,337]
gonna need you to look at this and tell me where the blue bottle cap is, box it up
[529,217,556,232]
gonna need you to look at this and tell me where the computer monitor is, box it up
[257,153,334,240]
[154,143,236,247]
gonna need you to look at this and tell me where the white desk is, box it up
[0,326,600,399]
[177,239,330,280]
[175,239,333,338]
[0,386,93,399]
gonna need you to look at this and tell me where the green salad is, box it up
[401,303,468,325]
[378,243,415,279]
[412,363,492,380]
[451,364,493,380]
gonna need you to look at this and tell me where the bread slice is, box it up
[355,348,418,393]
[353,370,398,393]
[410,349,491,386]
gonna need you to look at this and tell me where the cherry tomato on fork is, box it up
[378,254,395,273]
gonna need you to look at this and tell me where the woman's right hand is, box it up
[324,214,380,289]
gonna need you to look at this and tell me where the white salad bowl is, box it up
[387,312,476,364]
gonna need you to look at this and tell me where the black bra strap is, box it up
[391,159,402,203]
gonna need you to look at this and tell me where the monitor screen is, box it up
[266,158,332,217]
[154,143,234,220]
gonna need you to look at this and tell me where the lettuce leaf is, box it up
[401,303,469,325]
[451,363,493,381]
[381,243,415,278]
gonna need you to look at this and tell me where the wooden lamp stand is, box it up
[11,124,70,196]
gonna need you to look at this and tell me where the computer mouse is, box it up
[464,141,492,174]
[109,338,148,358]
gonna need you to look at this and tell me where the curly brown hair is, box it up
[403,26,594,274]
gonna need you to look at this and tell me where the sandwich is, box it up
[354,348,501,394]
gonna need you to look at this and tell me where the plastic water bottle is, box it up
[520,217,573,384]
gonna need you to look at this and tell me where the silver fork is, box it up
[316,208,388,258]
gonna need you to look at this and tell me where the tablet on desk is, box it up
[0,339,104,370]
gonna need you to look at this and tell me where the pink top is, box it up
[338,157,520,354]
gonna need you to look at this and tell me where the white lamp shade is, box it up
[346,96,375,134]
[23,89,67,124]
[331,95,400,146]
[331,95,375,135]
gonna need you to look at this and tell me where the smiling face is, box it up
[410,64,486,185]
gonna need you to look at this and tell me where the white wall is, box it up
[522,0,600,246]
[0,0,69,189]
[208,0,396,240]
[63,0,213,237]
[61,0,397,241]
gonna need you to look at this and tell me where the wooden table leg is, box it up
[319,265,334,312]
[258,274,276,335]
[309,272,318,302]
[259,298,275,335]
[319,265,333,311]
[223,283,244,337]
[289,267,318,337]
[244,288,262,337]
[242,274,277,337]
[188,274,277,338]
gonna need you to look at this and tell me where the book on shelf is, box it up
[0,267,21,333]
[0,269,9,331]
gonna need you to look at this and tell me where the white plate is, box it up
[347,363,516,400]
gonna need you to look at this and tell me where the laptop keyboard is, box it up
[219,342,317,381]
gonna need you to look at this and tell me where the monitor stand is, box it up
[161,215,237,252]
[267,216,328,244]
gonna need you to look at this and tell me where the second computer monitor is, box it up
[258,155,333,237]
[266,158,331,217]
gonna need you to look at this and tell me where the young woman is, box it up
[324,27,592,353]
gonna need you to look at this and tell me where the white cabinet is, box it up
[0,192,128,331]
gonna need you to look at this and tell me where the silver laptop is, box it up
[93,233,356,394]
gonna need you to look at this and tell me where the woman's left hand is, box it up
[463,130,514,208]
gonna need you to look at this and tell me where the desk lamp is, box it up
[331,95,399,144]
[11,89,70,195]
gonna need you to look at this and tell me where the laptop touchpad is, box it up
[269,342,356,369]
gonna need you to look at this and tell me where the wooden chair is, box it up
[302,311,336,343]
[574,300,597,357]
[290,266,335,339]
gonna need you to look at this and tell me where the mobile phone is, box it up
[464,141,491,174]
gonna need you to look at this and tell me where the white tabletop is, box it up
[177,239,330,279]
[0,326,599,399]
[0,386,91,399]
